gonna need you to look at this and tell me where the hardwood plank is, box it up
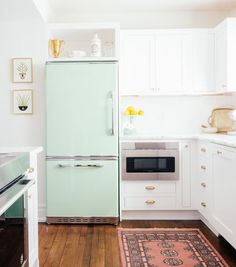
[104,226,114,267]
[43,225,68,267]
[91,226,105,267]
[59,226,81,267]
[75,225,88,267]
[39,225,58,266]
[111,225,121,267]
[81,225,93,267]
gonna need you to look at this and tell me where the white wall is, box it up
[49,10,229,29]
[0,21,47,220]
[33,0,49,21]
[229,7,236,16]
[120,96,234,135]
[0,0,42,21]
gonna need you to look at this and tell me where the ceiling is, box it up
[47,0,236,15]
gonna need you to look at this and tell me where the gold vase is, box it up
[49,39,65,58]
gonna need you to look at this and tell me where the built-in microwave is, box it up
[122,142,179,180]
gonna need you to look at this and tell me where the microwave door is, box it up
[122,149,179,180]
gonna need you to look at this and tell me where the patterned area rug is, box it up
[118,228,229,267]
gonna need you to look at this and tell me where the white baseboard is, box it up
[200,214,219,236]
[121,210,201,221]
[38,205,46,222]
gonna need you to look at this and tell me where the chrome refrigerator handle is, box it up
[58,164,104,168]
[110,91,115,136]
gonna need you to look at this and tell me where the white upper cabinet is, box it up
[155,33,192,93]
[214,18,236,92]
[120,29,214,95]
[119,32,155,94]
[192,31,215,92]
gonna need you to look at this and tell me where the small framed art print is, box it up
[12,58,33,83]
[13,90,33,114]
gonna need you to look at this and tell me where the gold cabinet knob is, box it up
[145,200,156,205]
[28,193,32,199]
[27,167,34,173]
[201,202,206,207]
[201,182,207,188]
[185,144,189,148]
[200,148,206,153]
[145,186,156,190]
[201,165,206,170]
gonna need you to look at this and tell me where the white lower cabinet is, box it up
[197,142,211,221]
[122,181,177,210]
[27,183,39,267]
[180,142,192,208]
[211,144,236,248]
[124,196,177,210]
[196,142,236,249]
[121,141,194,214]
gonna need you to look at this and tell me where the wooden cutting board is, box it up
[208,108,234,132]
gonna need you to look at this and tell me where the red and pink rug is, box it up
[118,228,229,267]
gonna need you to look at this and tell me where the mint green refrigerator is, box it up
[46,62,119,224]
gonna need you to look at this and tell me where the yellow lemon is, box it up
[124,110,130,116]
[138,110,144,116]
[126,106,135,112]
[130,110,138,115]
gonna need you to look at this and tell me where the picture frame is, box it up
[12,90,33,114]
[12,58,33,83]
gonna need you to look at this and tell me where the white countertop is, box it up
[120,134,236,148]
[0,146,43,154]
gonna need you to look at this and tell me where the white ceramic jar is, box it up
[90,34,101,57]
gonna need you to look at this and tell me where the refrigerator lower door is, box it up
[46,160,119,224]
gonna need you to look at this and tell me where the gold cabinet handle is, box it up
[200,148,206,153]
[201,202,206,207]
[28,193,32,199]
[201,182,206,188]
[217,150,222,155]
[201,165,206,170]
[145,186,156,190]
[27,167,34,173]
[145,200,156,205]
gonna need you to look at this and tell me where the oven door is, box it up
[0,178,34,267]
[122,149,179,180]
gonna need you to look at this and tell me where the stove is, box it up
[0,152,30,267]
[0,152,29,194]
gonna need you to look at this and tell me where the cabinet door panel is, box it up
[120,33,155,94]
[193,32,214,92]
[155,34,193,92]
[215,25,227,91]
[155,34,182,92]
[212,147,236,247]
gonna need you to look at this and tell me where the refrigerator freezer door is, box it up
[46,62,118,156]
[46,160,118,217]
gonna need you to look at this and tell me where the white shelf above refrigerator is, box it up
[47,57,119,62]
[47,23,120,59]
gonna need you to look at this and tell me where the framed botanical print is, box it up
[13,90,33,114]
[12,58,33,83]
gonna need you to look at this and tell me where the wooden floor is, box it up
[39,220,236,267]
